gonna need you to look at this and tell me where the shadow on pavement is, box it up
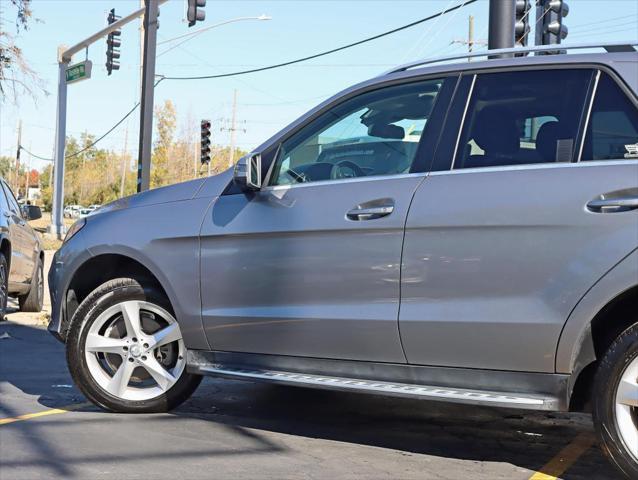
[0,321,620,479]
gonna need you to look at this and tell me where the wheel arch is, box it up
[557,248,638,411]
[64,253,174,336]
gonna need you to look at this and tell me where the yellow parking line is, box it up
[0,403,89,426]
[529,432,596,480]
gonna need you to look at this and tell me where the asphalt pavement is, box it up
[0,255,622,480]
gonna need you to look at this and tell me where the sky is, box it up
[1,0,637,173]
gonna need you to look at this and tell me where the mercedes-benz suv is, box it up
[49,43,638,478]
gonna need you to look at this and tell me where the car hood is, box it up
[95,177,208,215]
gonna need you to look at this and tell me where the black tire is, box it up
[19,256,44,313]
[0,254,8,321]
[592,323,638,479]
[66,277,202,413]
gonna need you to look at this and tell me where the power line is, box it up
[159,0,478,81]
[19,78,164,161]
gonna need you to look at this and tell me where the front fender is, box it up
[81,197,215,350]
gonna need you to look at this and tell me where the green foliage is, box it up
[34,100,249,210]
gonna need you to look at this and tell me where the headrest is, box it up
[472,107,520,155]
[536,121,564,162]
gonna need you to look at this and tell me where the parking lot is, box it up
[0,254,621,479]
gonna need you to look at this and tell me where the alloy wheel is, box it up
[84,300,186,401]
[616,353,638,462]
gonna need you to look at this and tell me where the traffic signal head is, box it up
[515,0,531,47]
[201,119,211,164]
[536,0,569,47]
[105,8,122,76]
[187,0,206,27]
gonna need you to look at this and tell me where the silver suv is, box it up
[49,43,638,477]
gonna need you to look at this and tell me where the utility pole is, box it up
[488,0,515,58]
[228,89,238,168]
[450,16,487,61]
[120,125,129,198]
[24,142,32,200]
[14,120,21,191]
[137,0,160,193]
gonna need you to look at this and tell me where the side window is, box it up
[454,69,593,169]
[0,183,9,213]
[269,79,446,186]
[2,182,21,217]
[581,72,638,161]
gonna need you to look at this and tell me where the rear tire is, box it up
[593,322,638,479]
[0,254,8,321]
[19,256,44,313]
[66,277,201,413]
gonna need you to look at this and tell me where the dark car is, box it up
[0,178,45,319]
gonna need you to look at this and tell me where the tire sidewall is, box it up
[66,279,200,413]
[593,325,638,479]
[0,255,8,320]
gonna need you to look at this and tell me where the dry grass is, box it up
[29,212,75,252]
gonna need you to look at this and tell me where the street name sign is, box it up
[65,60,92,84]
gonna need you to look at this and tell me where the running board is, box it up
[193,364,559,411]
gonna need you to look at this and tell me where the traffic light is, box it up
[515,0,531,47]
[201,120,211,164]
[536,0,569,46]
[106,8,121,75]
[187,0,206,27]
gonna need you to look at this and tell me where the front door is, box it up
[399,68,638,373]
[199,77,453,362]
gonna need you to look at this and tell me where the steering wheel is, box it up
[330,160,365,180]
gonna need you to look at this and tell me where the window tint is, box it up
[0,183,9,213]
[269,79,445,186]
[454,69,592,169]
[581,72,638,161]
[2,182,21,217]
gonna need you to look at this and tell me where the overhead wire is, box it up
[159,0,478,80]
[20,0,478,159]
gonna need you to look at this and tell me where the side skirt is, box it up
[187,351,570,411]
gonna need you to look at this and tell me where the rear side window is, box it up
[581,72,638,161]
[454,69,592,169]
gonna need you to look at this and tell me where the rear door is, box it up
[399,68,638,373]
[199,76,455,362]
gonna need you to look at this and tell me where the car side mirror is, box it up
[22,205,42,221]
[233,153,262,191]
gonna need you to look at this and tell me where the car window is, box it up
[581,72,638,161]
[454,69,593,170]
[0,182,10,213]
[269,79,446,186]
[2,182,22,217]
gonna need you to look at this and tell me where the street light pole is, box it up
[51,51,68,238]
[137,0,160,193]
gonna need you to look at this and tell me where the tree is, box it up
[0,0,47,103]
[0,156,13,178]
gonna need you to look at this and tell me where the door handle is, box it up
[347,203,394,221]
[587,196,638,213]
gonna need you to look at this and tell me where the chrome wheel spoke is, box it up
[106,360,135,397]
[86,333,128,355]
[120,301,143,338]
[141,357,176,391]
[149,323,182,349]
[617,379,638,408]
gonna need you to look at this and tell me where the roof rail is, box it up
[384,40,638,76]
